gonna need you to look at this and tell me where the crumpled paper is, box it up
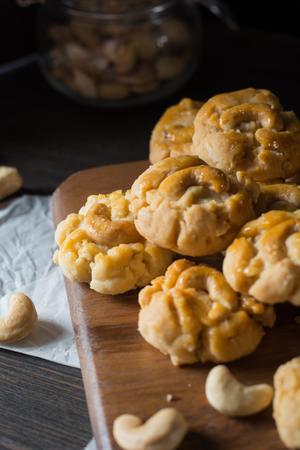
[0,195,80,368]
[84,438,97,450]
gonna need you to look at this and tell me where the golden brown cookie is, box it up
[256,182,300,214]
[130,156,257,257]
[54,214,100,283]
[223,210,300,305]
[193,88,300,181]
[138,259,275,366]
[149,98,203,164]
[273,357,300,449]
[54,190,172,294]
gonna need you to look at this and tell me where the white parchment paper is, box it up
[84,438,97,450]
[0,195,80,368]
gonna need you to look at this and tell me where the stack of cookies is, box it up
[54,87,300,367]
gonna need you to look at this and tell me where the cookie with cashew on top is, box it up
[192,88,300,182]
[138,259,275,366]
[223,209,300,305]
[149,98,203,164]
[130,156,259,257]
[54,190,172,295]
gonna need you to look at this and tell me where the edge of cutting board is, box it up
[52,160,148,450]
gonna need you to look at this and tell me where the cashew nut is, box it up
[113,408,188,450]
[205,365,273,417]
[73,70,97,97]
[0,292,37,343]
[0,166,23,200]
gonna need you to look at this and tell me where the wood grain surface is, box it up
[0,348,91,450]
[52,161,300,450]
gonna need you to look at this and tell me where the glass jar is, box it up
[37,0,202,107]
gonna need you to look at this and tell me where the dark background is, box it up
[2,0,300,192]
[2,0,300,65]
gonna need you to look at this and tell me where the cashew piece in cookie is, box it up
[113,408,188,450]
[205,365,273,417]
[0,292,37,343]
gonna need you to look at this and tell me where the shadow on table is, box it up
[13,319,67,348]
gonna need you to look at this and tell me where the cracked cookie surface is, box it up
[138,259,275,365]
[130,156,257,257]
[193,88,300,181]
[149,98,203,164]
[54,190,172,294]
[223,209,300,305]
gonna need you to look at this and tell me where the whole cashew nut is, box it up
[0,292,37,343]
[113,408,188,450]
[205,365,273,417]
[0,166,23,201]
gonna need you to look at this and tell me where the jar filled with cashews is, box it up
[37,0,202,106]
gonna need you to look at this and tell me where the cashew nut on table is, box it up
[0,292,37,343]
[113,408,188,450]
[0,166,23,201]
[205,365,273,417]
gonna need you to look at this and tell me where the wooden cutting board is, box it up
[52,160,300,450]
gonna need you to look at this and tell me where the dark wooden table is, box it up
[1,18,300,450]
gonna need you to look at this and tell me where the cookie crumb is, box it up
[166,394,174,402]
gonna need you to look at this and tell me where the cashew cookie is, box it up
[138,259,275,366]
[130,156,257,257]
[273,357,300,449]
[193,88,300,181]
[223,210,300,305]
[256,182,300,215]
[149,98,203,164]
[54,190,172,295]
